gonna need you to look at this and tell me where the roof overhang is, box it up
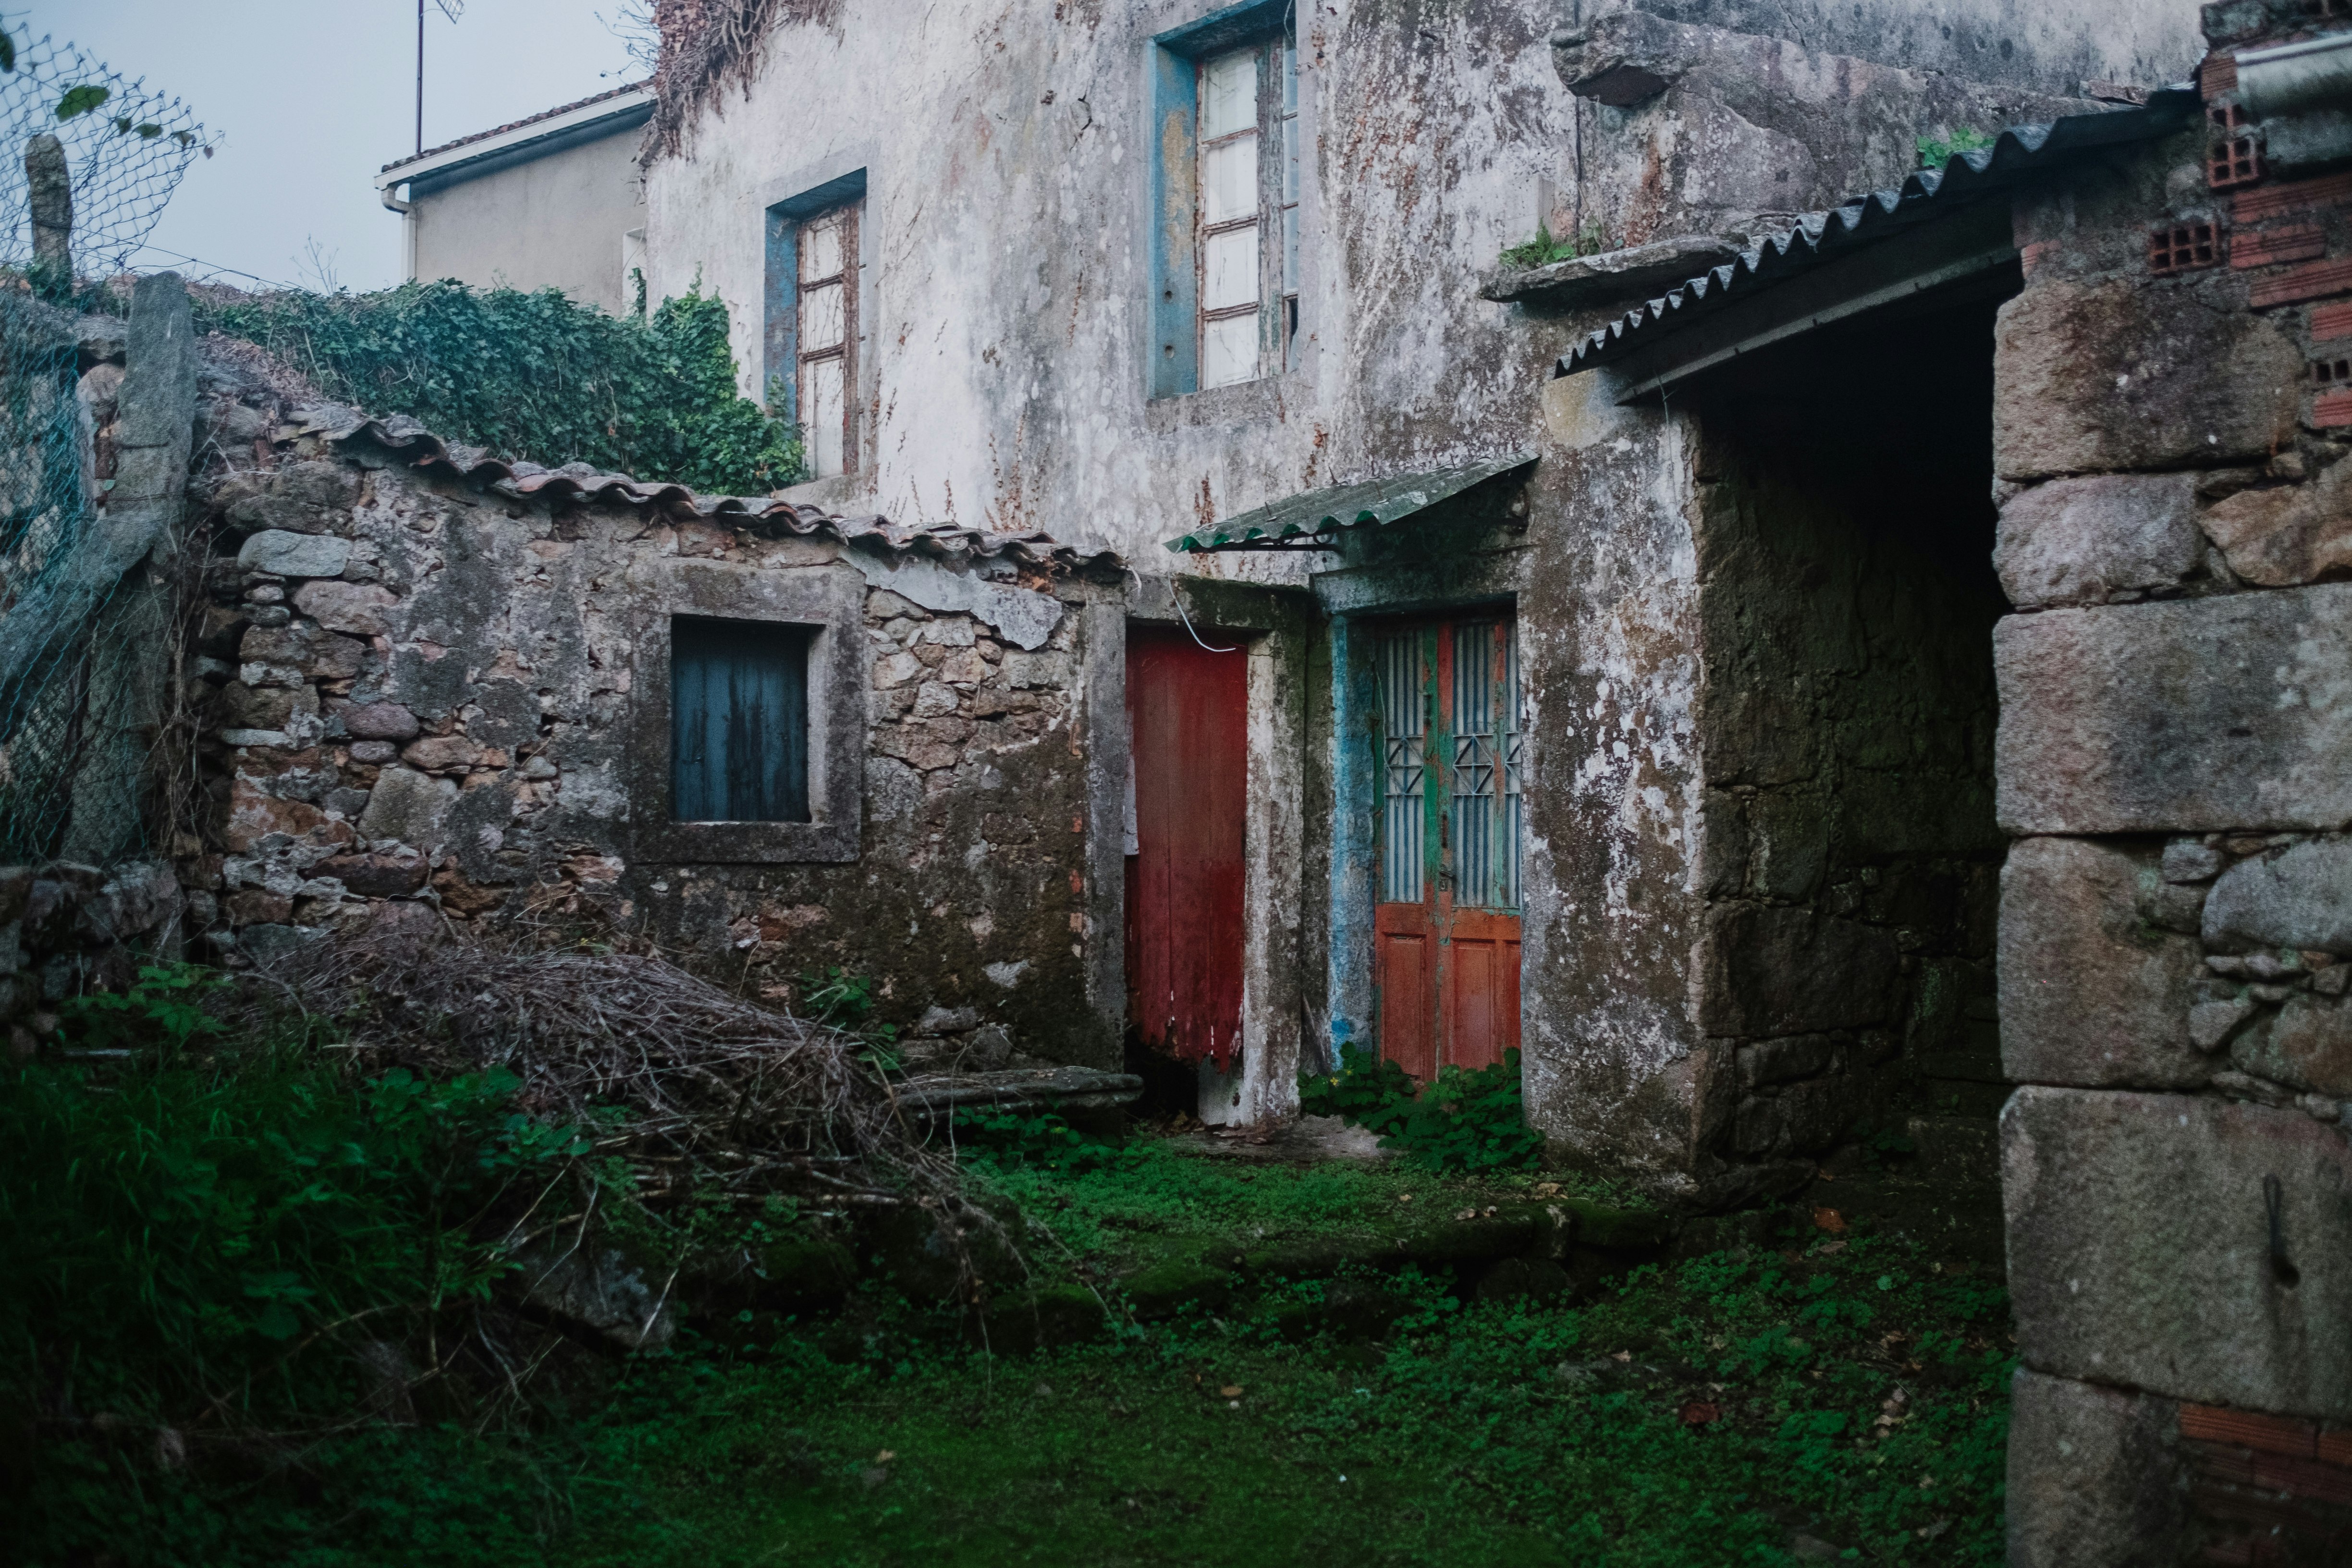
[1554,91,2202,403]
[1164,452,1538,554]
[377,85,654,204]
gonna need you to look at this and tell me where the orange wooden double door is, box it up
[1372,616,1524,1078]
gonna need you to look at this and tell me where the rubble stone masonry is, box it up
[1,368,1132,1072]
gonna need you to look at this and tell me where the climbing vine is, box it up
[199,280,804,495]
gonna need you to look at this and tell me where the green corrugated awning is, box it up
[1163,451,1538,553]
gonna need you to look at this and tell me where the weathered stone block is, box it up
[293,579,397,637]
[236,529,351,579]
[1699,904,1899,1035]
[241,624,365,682]
[402,735,483,774]
[2201,457,2352,587]
[2000,838,2206,1088]
[315,853,429,897]
[340,702,420,741]
[1732,1075,1854,1155]
[1736,1032,1835,1089]
[356,767,457,852]
[1994,277,2303,480]
[1993,473,2205,609]
[214,681,294,732]
[1994,586,2352,833]
[2235,993,2352,1098]
[2204,838,2352,955]
[2002,1086,2352,1419]
[2005,1369,2189,1568]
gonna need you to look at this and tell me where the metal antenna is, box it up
[417,0,465,157]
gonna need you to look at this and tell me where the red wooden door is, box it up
[1125,629,1248,1068]
[1373,617,1523,1078]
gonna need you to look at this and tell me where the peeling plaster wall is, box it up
[1519,376,1710,1187]
[1621,0,2200,99]
[641,0,1582,567]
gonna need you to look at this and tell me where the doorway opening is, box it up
[1370,611,1524,1080]
[1683,263,2016,1237]
[1123,626,1248,1116]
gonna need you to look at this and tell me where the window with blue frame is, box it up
[670,616,812,823]
[1151,2,1300,399]
[763,169,867,478]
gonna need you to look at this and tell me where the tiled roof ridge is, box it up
[284,404,1121,573]
[381,80,652,174]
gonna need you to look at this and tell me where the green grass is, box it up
[15,1192,2012,1567]
[962,1128,1642,1263]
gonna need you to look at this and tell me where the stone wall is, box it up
[1994,11,2352,1559]
[175,386,1127,1069]
[1683,306,2008,1202]
[0,862,184,1054]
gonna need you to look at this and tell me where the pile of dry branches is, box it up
[246,919,962,1216]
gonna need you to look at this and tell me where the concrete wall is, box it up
[408,127,647,315]
[1988,13,2352,1555]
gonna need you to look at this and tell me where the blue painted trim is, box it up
[1325,613,1382,1057]
[1156,0,1292,59]
[1148,46,1200,400]
[762,168,869,422]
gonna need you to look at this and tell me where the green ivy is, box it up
[1916,126,1998,170]
[198,280,806,495]
[1298,1043,1545,1174]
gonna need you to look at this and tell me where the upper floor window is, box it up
[1196,37,1299,389]
[796,204,858,478]
[1149,5,1301,400]
[763,167,867,480]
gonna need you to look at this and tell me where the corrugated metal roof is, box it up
[1164,452,1538,553]
[286,403,1123,575]
[1554,90,2201,380]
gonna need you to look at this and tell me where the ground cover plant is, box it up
[11,1092,2013,1567]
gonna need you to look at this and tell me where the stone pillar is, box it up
[1992,24,2352,1558]
[58,273,199,863]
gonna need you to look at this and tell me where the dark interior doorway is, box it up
[1683,262,2018,1251]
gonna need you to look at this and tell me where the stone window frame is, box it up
[625,560,865,864]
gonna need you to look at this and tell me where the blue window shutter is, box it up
[671,618,811,823]
[1149,45,1200,400]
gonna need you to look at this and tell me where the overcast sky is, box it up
[23,1,641,291]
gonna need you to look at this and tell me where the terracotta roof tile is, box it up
[288,404,1123,574]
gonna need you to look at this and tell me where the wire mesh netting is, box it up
[0,15,203,865]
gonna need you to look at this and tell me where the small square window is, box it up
[670,616,813,823]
